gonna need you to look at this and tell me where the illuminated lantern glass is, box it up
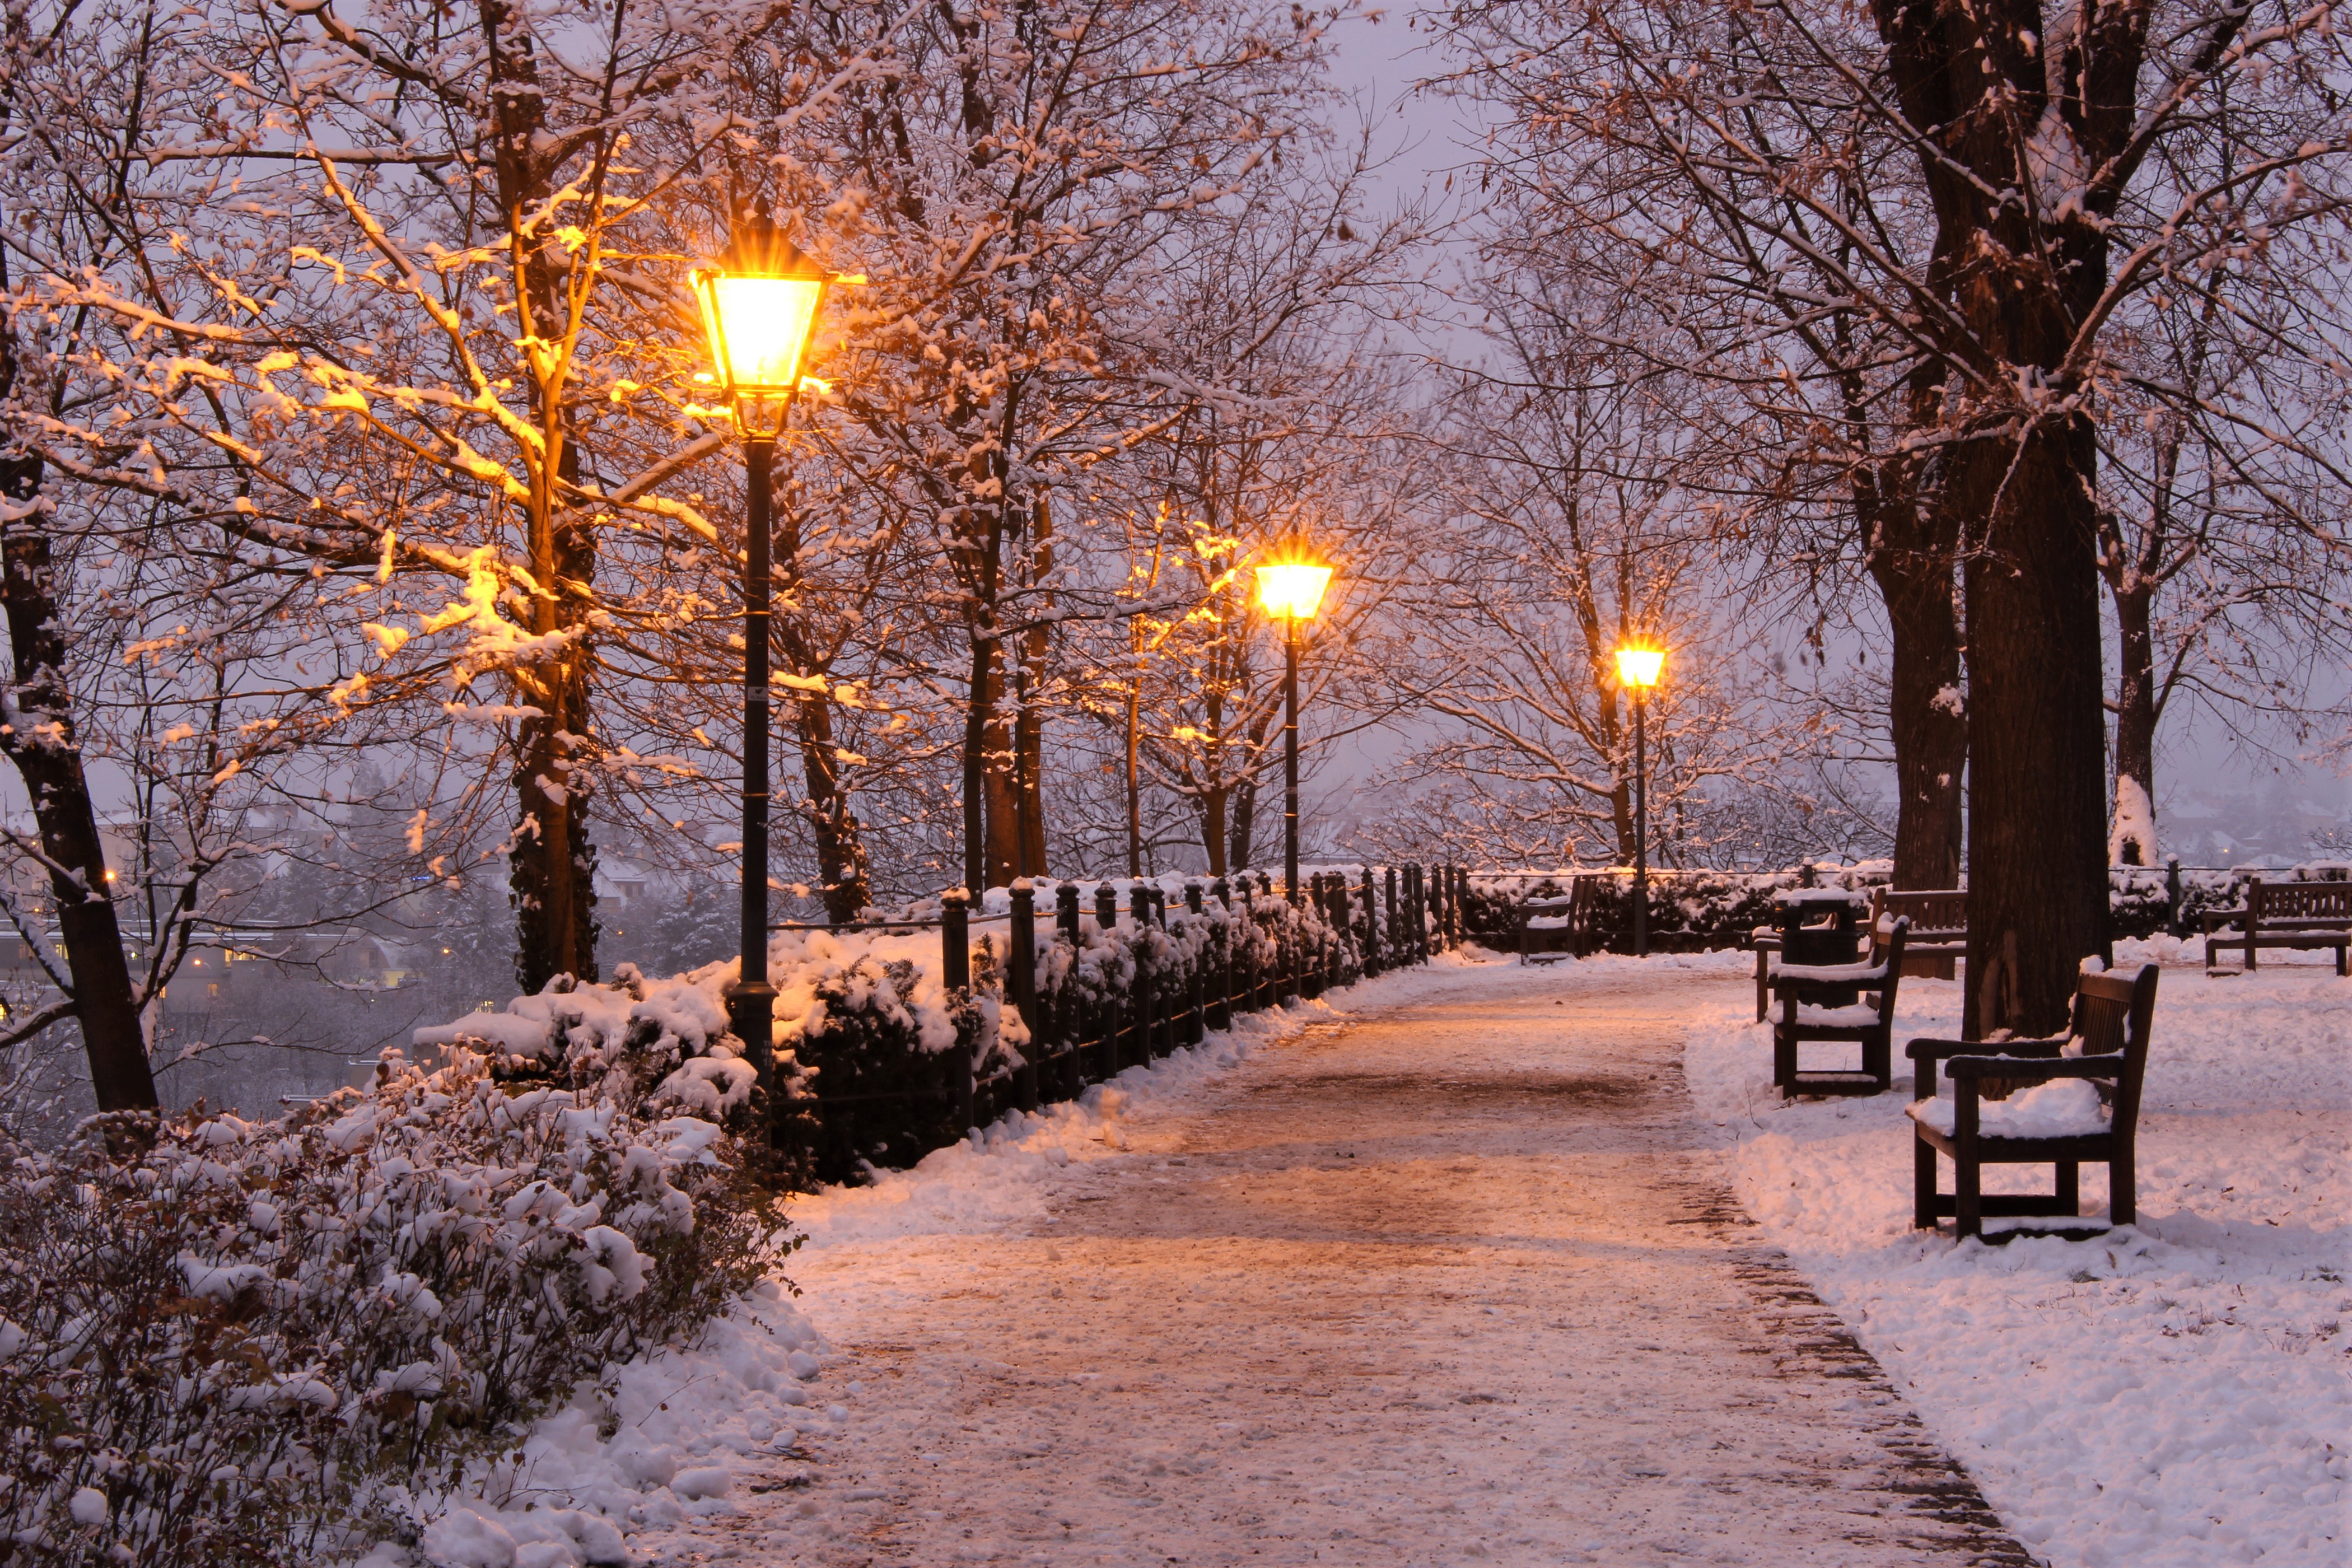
[1615,645,1666,688]
[1255,562,1334,622]
[694,273,825,399]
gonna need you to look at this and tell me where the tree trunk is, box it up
[1874,546,1967,888]
[0,458,156,1110]
[981,647,1019,886]
[963,633,993,894]
[793,691,870,922]
[1228,773,1257,873]
[509,638,598,993]
[2110,584,2158,867]
[1956,425,2112,1037]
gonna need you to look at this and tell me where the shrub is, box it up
[0,1050,782,1567]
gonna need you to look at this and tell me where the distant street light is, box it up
[1614,642,1667,956]
[693,202,831,1104]
[1256,556,1334,905]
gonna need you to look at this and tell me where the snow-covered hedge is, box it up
[0,1052,780,1567]
[412,875,1394,1189]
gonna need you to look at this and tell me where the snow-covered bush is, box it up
[0,1050,781,1567]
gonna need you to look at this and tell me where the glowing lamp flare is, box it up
[693,273,825,398]
[1255,562,1334,622]
[1615,645,1666,689]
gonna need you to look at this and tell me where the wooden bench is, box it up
[1905,963,2159,1239]
[1768,918,1909,1096]
[2201,876,2352,974]
[1869,888,1967,979]
[1752,888,1869,1020]
[1516,893,1576,964]
[1518,876,1605,963]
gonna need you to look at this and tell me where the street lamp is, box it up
[1255,555,1334,904]
[694,203,830,1103]
[1614,642,1667,956]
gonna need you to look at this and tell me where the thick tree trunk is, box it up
[0,458,155,1110]
[1874,547,1967,888]
[2110,584,2158,866]
[1956,425,2112,1037]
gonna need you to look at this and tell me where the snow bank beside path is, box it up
[787,953,1498,1250]
[377,1282,838,1568]
[1684,949,2350,1568]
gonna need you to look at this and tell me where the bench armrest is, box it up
[1906,1034,2067,1095]
[1946,1053,2126,1083]
[2201,907,2248,933]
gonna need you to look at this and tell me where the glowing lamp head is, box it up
[1255,562,1333,623]
[692,202,827,435]
[1615,645,1666,689]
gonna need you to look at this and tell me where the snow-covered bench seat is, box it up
[1766,917,1910,1098]
[1905,963,2159,1240]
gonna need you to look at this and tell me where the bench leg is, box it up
[2054,1160,2079,1218]
[1914,1135,1939,1229]
[1954,1152,1982,1239]
[1756,951,1768,1023]
[2247,934,2257,971]
[2339,942,2348,979]
[1864,1031,1891,1093]
[2111,1149,2135,1228]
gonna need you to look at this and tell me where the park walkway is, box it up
[766,962,2033,1567]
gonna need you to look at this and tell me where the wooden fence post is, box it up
[1058,880,1082,944]
[1095,883,1123,1075]
[1184,882,1206,1044]
[1360,867,1381,976]
[943,890,973,1129]
[1009,881,1039,1111]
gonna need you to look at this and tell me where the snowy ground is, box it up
[675,956,2023,1566]
[1684,940,2350,1568]
[408,946,2345,1568]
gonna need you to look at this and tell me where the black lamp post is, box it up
[1614,643,1665,957]
[692,204,829,1094]
[1256,556,1333,904]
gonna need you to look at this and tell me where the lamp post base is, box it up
[726,979,778,1085]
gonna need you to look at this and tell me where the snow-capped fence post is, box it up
[1360,869,1383,976]
[1010,881,1040,1112]
[2165,856,2185,937]
[942,890,974,1130]
[1413,865,1429,960]
[1058,880,1082,945]
[1096,883,1125,1073]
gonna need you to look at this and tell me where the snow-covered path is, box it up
[760,962,2031,1566]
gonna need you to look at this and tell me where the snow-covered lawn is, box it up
[1684,940,2350,1568]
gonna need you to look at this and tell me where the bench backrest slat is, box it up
[1872,888,1968,937]
[2249,878,2352,922]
